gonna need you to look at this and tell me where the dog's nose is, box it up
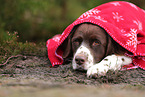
[75,55,86,65]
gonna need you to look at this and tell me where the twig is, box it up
[0,55,26,66]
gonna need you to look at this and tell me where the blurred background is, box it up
[0,0,145,42]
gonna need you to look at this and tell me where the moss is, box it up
[0,31,47,64]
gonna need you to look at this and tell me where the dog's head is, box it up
[62,23,124,70]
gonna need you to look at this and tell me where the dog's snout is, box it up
[75,55,87,65]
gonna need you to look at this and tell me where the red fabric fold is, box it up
[46,1,145,70]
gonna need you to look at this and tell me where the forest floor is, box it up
[0,56,145,97]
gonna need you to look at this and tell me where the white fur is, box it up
[72,43,94,70]
[87,55,132,78]
[72,44,132,78]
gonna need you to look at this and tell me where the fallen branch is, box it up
[0,55,26,66]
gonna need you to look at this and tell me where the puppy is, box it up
[62,23,132,78]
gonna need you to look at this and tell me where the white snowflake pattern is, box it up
[94,16,107,22]
[112,12,124,22]
[79,8,101,20]
[110,2,121,6]
[133,20,143,31]
[120,29,126,33]
[124,28,137,49]
[128,2,138,10]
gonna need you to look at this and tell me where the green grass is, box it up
[0,31,47,64]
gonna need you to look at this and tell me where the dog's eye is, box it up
[74,41,79,45]
[92,40,100,46]
[73,40,80,46]
[72,37,82,47]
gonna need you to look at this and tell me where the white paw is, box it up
[87,64,109,78]
[86,54,132,78]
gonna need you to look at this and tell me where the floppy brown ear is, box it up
[62,35,72,59]
[57,34,72,64]
[60,24,81,64]
[61,26,78,60]
[61,24,80,59]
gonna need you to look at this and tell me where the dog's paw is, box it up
[87,65,109,78]
[86,54,132,78]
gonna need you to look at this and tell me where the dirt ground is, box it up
[0,56,145,97]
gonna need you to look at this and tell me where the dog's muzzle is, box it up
[75,54,87,65]
[72,43,94,70]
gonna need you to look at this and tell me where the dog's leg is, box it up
[87,54,132,78]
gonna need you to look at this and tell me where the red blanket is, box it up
[46,1,145,70]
